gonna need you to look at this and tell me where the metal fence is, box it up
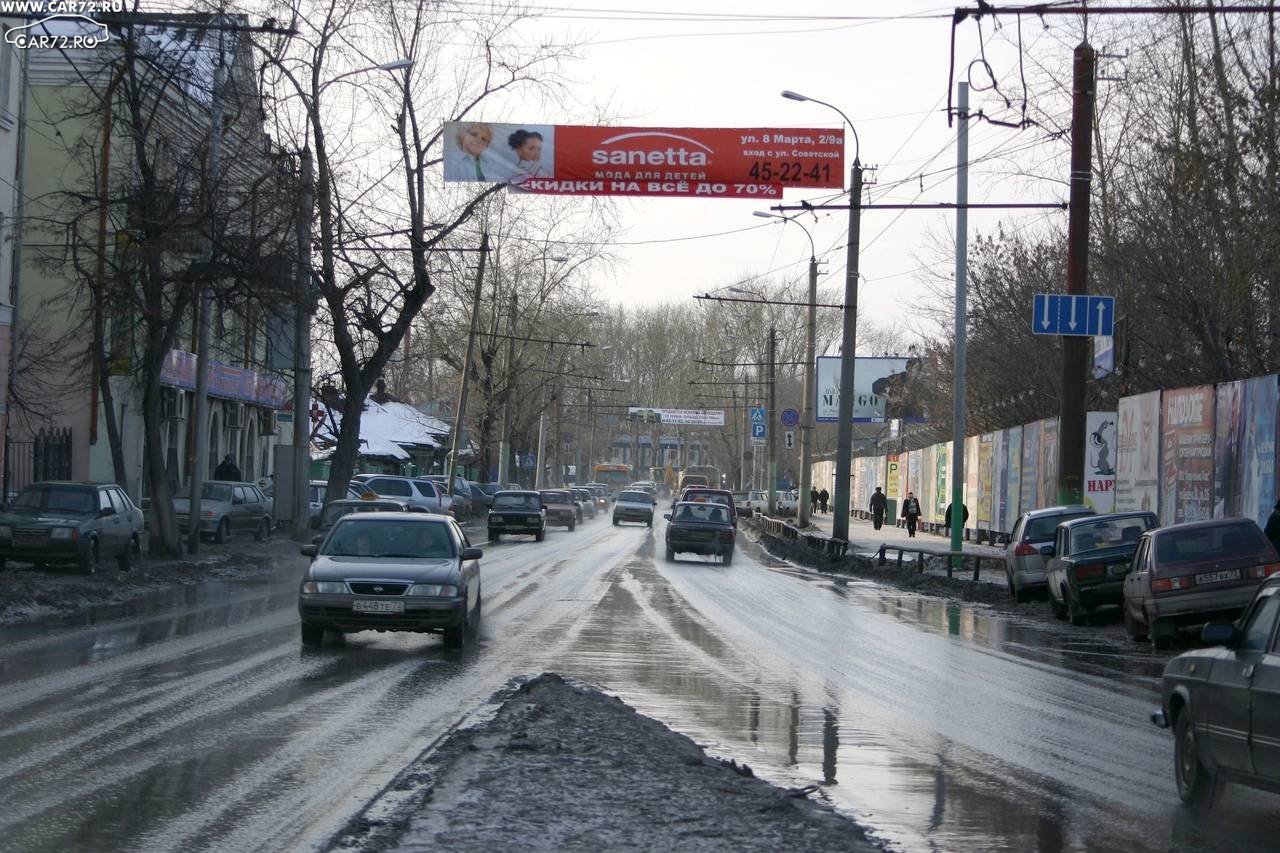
[5,428,73,495]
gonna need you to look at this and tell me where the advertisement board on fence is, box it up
[1213,381,1245,519]
[626,407,725,426]
[1020,420,1041,513]
[886,454,901,499]
[1085,411,1118,513]
[815,357,910,423]
[977,434,994,527]
[1038,418,1059,508]
[934,442,950,523]
[1242,375,1278,529]
[443,122,844,199]
[1161,385,1215,524]
[1116,390,1161,514]
[1002,426,1022,531]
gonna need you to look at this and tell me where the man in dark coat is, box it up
[213,454,242,481]
[819,488,830,513]
[809,488,820,514]
[901,491,921,537]
[869,487,887,530]
[944,502,969,535]
[1265,501,1280,554]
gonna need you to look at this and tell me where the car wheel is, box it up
[535,529,545,542]
[665,546,675,562]
[568,519,576,531]
[214,518,230,544]
[490,530,501,542]
[1049,589,1068,620]
[443,599,468,649]
[723,548,734,566]
[1067,589,1089,626]
[612,518,619,526]
[1006,570,1017,598]
[646,518,652,528]
[1123,603,1148,641]
[79,539,100,575]
[253,518,270,542]
[300,622,324,646]
[1152,629,1173,651]
[1174,710,1213,805]
[117,536,140,572]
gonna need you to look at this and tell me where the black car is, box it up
[664,500,736,564]
[0,481,144,573]
[1151,574,1280,804]
[488,491,546,542]
[1043,512,1159,625]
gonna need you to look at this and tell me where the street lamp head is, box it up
[752,211,780,220]
[376,59,413,72]
[780,90,810,102]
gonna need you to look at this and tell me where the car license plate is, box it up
[1195,569,1241,585]
[353,599,404,613]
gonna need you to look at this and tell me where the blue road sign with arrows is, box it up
[1032,293,1115,337]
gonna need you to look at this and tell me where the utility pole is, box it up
[445,232,489,492]
[831,161,864,541]
[534,346,552,488]
[1059,40,1096,504]
[798,250,818,528]
[553,381,564,486]
[290,149,314,541]
[187,56,224,555]
[739,376,748,489]
[950,82,970,565]
[767,326,778,515]
[496,288,517,486]
[584,388,594,480]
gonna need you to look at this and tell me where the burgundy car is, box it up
[1122,518,1280,648]
[538,490,577,531]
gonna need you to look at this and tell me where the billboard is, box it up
[815,356,910,423]
[626,407,725,426]
[1001,426,1022,531]
[1213,381,1245,519]
[442,122,844,198]
[1161,385,1215,524]
[1116,390,1161,514]
[1085,411,1118,513]
[1020,420,1041,513]
[886,454,901,500]
[1242,375,1278,529]
[1038,418,1059,508]
[976,434,994,527]
[933,442,950,523]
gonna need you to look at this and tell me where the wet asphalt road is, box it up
[2,515,1278,852]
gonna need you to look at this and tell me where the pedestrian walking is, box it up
[809,488,820,514]
[213,454,242,481]
[944,502,969,536]
[819,488,830,513]
[869,487,887,530]
[901,491,921,538]
[1265,501,1280,554]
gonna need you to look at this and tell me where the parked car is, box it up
[664,500,736,564]
[308,479,375,527]
[570,488,596,520]
[488,491,546,542]
[1123,518,1280,649]
[174,481,272,544]
[731,491,752,518]
[1150,574,1280,804]
[776,489,800,517]
[612,489,655,527]
[353,474,452,515]
[297,513,482,649]
[680,487,738,526]
[1004,505,1096,602]
[744,490,769,514]
[427,475,474,518]
[1044,511,1160,625]
[538,490,578,531]
[469,483,496,513]
[314,498,409,535]
[0,481,143,573]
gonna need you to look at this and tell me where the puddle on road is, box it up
[552,549,1280,853]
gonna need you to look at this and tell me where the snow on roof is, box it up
[316,396,453,461]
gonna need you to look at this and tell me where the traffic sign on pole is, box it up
[749,406,766,425]
[751,422,766,441]
[1032,293,1115,337]
[780,408,799,428]
[784,430,795,449]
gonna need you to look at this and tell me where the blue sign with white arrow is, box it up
[1032,293,1115,337]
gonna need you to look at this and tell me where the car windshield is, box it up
[618,491,651,504]
[1026,512,1092,541]
[1070,517,1156,552]
[1155,522,1270,566]
[320,502,398,528]
[323,519,456,559]
[675,503,727,524]
[202,483,234,502]
[494,494,539,510]
[11,484,96,514]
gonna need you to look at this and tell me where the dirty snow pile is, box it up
[329,673,879,852]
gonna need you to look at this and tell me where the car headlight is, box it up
[300,581,348,594]
[50,527,76,540]
[408,583,458,597]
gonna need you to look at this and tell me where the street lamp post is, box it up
[782,89,862,542]
[753,210,817,528]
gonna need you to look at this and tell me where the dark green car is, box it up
[0,481,144,573]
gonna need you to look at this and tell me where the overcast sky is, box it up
[468,1,1084,350]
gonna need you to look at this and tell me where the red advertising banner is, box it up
[442,121,844,198]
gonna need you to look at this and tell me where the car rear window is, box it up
[675,503,728,524]
[1155,522,1272,567]
[617,491,651,504]
[494,494,539,510]
[1069,516,1156,552]
[323,519,456,558]
[1025,512,1092,541]
[540,491,570,503]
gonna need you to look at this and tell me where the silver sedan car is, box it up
[1004,505,1094,602]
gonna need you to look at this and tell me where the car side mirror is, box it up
[663,513,671,521]
[1200,622,1237,646]
[300,544,318,557]
[311,535,324,545]
[1039,545,1055,558]
[462,547,483,560]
